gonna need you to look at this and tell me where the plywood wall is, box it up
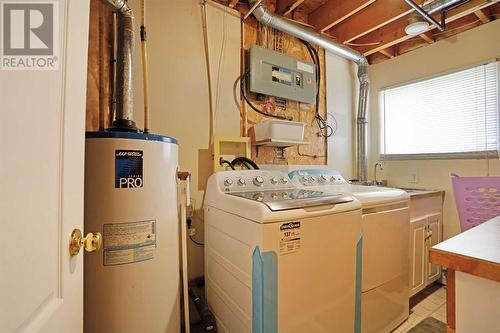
[86,0,113,131]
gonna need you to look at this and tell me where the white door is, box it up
[0,0,90,332]
[409,217,426,296]
[426,214,442,283]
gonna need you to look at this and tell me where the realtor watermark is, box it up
[1,1,59,70]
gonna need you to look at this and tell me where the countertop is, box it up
[430,216,500,282]
[402,188,445,199]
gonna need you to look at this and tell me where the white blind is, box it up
[381,62,499,157]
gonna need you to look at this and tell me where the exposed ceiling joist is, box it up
[308,0,376,32]
[419,32,435,43]
[277,0,306,16]
[325,0,434,43]
[379,48,395,58]
[228,0,239,8]
[356,0,499,56]
[474,8,491,23]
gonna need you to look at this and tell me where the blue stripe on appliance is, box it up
[115,150,143,188]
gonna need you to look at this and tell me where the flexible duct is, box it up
[102,0,137,131]
[248,0,370,180]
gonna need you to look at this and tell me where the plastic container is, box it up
[451,174,500,231]
[253,119,305,142]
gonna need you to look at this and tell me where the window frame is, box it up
[378,60,500,161]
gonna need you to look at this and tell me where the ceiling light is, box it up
[405,14,430,36]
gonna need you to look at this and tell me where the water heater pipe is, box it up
[102,0,138,131]
[247,0,370,180]
[140,0,150,133]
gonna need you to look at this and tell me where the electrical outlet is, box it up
[409,173,419,184]
[189,228,196,237]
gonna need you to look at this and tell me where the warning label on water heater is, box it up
[103,220,156,266]
[115,150,143,188]
[279,221,301,255]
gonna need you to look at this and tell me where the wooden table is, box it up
[430,217,500,333]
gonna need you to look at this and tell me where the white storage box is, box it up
[254,119,305,142]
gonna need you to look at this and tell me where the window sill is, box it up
[380,151,499,160]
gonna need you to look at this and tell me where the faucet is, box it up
[374,163,383,185]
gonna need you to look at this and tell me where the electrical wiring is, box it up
[299,39,334,138]
[240,72,290,120]
[219,158,235,170]
[231,157,260,169]
[189,235,205,246]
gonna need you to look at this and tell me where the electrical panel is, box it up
[248,44,316,104]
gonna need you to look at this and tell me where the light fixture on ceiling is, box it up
[405,13,430,35]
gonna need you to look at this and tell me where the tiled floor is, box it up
[393,286,447,332]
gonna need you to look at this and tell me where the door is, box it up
[0,1,90,332]
[410,217,426,296]
[426,214,442,283]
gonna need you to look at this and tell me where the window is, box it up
[380,62,499,159]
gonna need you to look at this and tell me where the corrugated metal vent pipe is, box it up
[248,0,370,181]
[102,0,137,131]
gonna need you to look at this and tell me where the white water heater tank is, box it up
[84,131,180,333]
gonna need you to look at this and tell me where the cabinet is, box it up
[409,194,444,296]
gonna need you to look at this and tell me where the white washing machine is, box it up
[288,169,410,333]
[204,170,363,333]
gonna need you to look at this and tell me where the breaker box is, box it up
[248,44,317,104]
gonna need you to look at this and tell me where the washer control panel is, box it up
[289,169,349,186]
[218,170,291,193]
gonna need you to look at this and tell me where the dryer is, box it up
[289,169,410,333]
[204,170,363,333]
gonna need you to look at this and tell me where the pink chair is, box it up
[451,174,500,231]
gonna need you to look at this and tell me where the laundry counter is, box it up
[430,216,500,333]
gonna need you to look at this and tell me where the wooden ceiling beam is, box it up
[276,0,305,16]
[419,31,435,43]
[307,0,376,32]
[474,9,491,23]
[228,0,239,8]
[325,0,435,43]
[379,48,395,58]
[354,0,499,56]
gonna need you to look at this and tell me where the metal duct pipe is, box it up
[424,0,468,14]
[248,0,370,180]
[102,0,137,131]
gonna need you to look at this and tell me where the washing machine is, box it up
[288,169,410,333]
[204,170,363,333]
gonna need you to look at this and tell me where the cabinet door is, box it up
[410,217,427,296]
[427,214,442,283]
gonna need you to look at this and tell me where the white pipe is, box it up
[180,179,191,333]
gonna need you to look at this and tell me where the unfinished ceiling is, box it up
[218,0,500,64]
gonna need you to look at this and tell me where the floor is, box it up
[393,285,447,332]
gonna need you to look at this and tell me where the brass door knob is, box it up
[69,229,102,256]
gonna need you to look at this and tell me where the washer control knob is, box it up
[308,176,316,183]
[253,176,265,186]
[224,178,233,187]
[270,177,279,185]
[330,176,336,182]
[280,177,289,184]
[271,192,278,199]
[281,192,288,199]
[300,176,309,183]
[237,178,246,186]
[320,175,328,182]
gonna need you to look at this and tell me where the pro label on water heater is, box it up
[115,150,143,188]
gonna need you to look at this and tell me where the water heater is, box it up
[84,131,180,333]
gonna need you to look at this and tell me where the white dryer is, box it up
[288,169,410,333]
[204,170,363,333]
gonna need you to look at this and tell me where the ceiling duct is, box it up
[102,0,138,131]
[247,0,370,181]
